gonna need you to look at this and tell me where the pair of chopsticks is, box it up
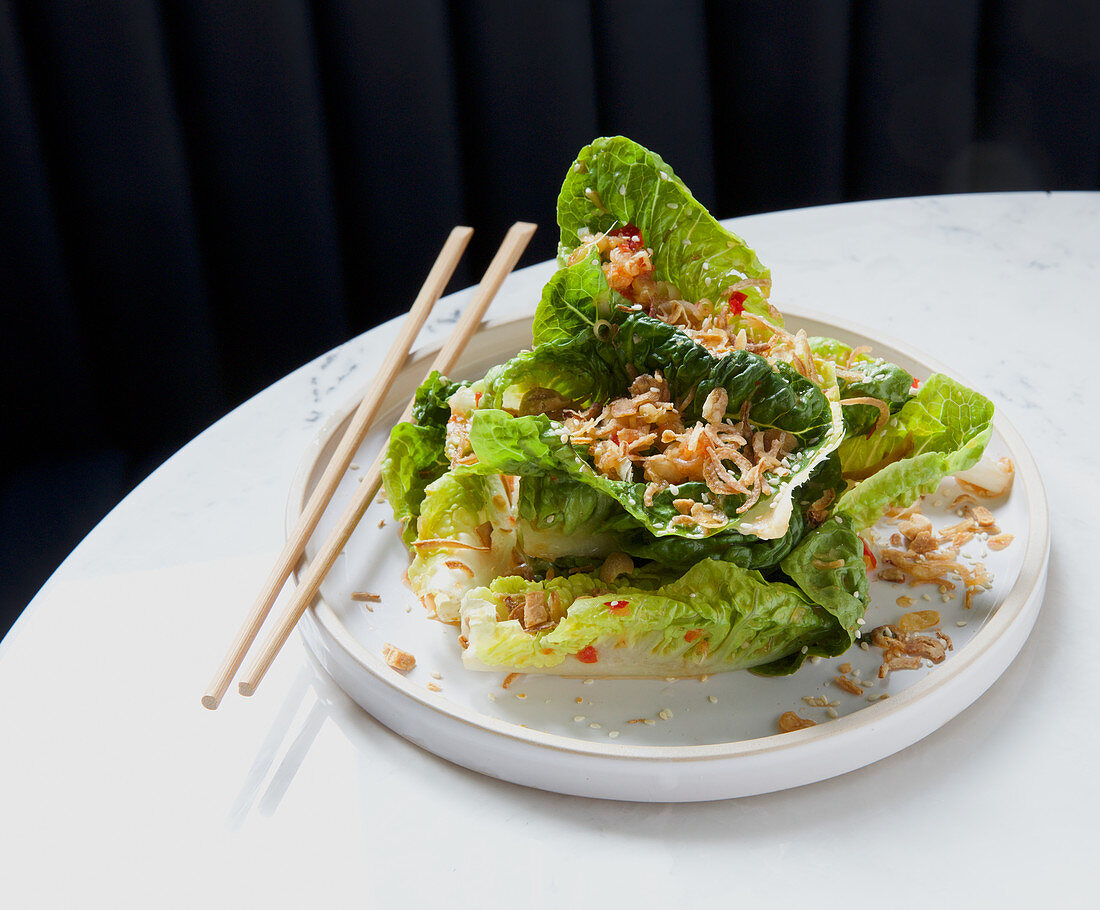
[203,222,537,708]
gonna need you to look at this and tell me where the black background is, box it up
[2,0,1098,637]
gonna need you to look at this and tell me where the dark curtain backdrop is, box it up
[2,0,1098,630]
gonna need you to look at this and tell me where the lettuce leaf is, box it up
[381,371,468,545]
[837,373,994,529]
[479,330,628,416]
[405,468,519,623]
[468,401,844,542]
[618,313,832,441]
[809,336,915,436]
[530,246,631,346]
[556,136,773,319]
[754,515,869,675]
[460,558,834,675]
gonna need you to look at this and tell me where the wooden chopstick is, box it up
[201,226,474,710]
[237,221,537,698]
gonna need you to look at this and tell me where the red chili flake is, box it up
[862,540,877,572]
[611,430,620,445]
[684,629,703,643]
[911,376,920,389]
[728,290,748,315]
[608,223,644,252]
[576,645,599,664]
[603,600,630,613]
[475,392,483,405]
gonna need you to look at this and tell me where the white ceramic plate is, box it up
[290,308,1048,802]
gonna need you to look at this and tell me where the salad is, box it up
[381,136,994,678]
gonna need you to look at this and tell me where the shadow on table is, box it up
[230,588,1049,837]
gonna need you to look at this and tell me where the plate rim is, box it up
[289,305,1050,773]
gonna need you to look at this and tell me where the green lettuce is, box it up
[468,399,844,543]
[837,373,994,530]
[381,371,468,544]
[809,336,915,437]
[530,246,631,346]
[405,468,519,623]
[460,558,833,675]
[755,515,869,675]
[618,313,832,440]
[479,330,628,416]
[556,136,773,319]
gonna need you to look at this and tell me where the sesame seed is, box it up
[956,621,968,627]
[860,641,870,651]
[922,593,932,601]
[609,730,620,738]
[658,708,674,721]
[583,679,594,685]
[589,722,601,729]
[826,707,839,719]
[515,693,526,699]
[574,716,585,723]
[487,692,497,702]
[708,695,718,704]
[431,672,442,679]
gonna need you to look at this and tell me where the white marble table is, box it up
[2,193,1096,908]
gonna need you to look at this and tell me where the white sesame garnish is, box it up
[708,695,718,704]
[589,722,601,729]
[349,462,359,471]
[431,672,442,679]
[574,716,585,723]
[826,707,839,719]
[487,692,497,702]
[583,679,594,685]
[956,621,968,627]
[658,708,674,721]
[609,730,620,738]
[922,593,932,601]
